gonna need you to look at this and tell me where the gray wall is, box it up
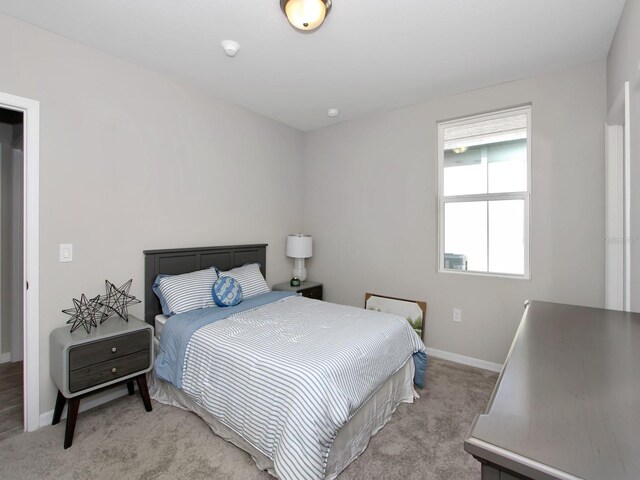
[607,0,640,311]
[9,142,24,362]
[0,123,10,356]
[0,13,305,414]
[303,61,606,365]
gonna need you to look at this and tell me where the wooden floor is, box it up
[0,361,22,441]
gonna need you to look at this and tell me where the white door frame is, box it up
[0,91,40,432]
[605,81,631,312]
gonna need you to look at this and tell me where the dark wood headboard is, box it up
[143,244,267,325]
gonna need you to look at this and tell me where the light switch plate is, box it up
[59,244,73,263]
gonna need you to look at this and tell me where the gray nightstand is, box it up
[273,281,323,300]
[49,316,154,448]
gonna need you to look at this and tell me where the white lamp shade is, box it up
[286,234,313,258]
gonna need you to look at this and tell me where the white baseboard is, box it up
[0,352,11,364]
[427,347,503,373]
[39,385,130,428]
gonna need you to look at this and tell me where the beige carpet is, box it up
[0,358,497,480]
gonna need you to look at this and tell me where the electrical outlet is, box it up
[453,308,462,323]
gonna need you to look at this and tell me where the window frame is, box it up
[437,105,532,279]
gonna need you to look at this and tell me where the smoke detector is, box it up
[327,108,339,117]
[221,40,240,57]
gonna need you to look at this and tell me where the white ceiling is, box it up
[0,0,626,131]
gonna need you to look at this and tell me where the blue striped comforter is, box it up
[156,293,427,480]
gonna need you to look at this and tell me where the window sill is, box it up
[438,268,530,280]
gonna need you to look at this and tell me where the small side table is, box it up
[49,316,154,448]
[273,281,323,300]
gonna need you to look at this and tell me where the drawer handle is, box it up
[111,367,117,374]
[111,347,117,353]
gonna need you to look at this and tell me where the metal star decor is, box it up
[99,279,141,323]
[62,294,101,334]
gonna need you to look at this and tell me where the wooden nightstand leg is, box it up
[64,397,81,449]
[52,390,66,425]
[127,381,135,396]
[136,374,153,412]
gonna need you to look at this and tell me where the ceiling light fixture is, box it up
[280,0,332,32]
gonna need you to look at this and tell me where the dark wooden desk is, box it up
[465,301,640,480]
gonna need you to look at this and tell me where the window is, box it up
[438,106,530,278]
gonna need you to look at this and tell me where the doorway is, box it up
[0,91,39,434]
[0,107,24,439]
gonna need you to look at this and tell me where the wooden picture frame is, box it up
[365,293,426,341]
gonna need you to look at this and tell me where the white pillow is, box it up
[158,267,219,315]
[218,263,270,299]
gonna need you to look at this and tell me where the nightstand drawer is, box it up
[302,285,323,300]
[69,349,150,393]
[69,330,150,370]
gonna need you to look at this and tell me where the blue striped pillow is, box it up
[217,263,270,299]
[158,267,219,315]
[212,276,243,307]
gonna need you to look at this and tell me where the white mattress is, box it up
[150,301,421,478]
[154,314,168,339]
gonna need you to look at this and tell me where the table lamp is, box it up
[286,234,312,283]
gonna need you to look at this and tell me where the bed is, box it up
[144,244,427,480]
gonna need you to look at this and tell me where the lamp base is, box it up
[293,258,307,282]
[290,277,301,287]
